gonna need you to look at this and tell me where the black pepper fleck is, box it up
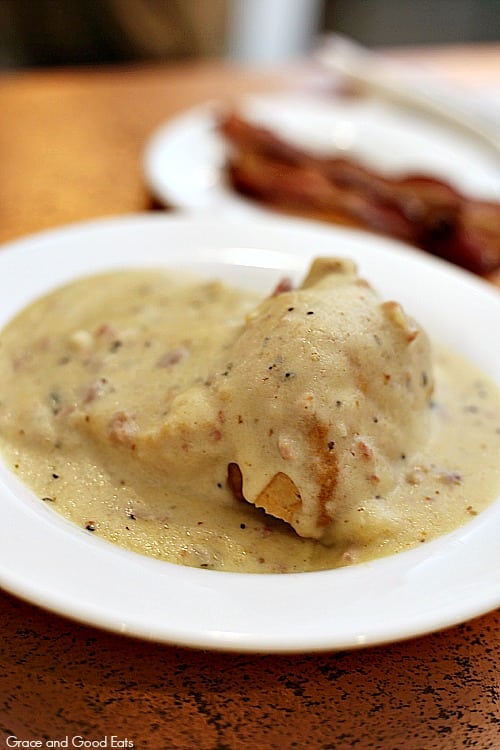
[49,391,61,415]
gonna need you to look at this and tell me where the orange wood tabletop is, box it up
[0,46,499,750]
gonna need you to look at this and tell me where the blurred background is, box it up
[0,0,498,70]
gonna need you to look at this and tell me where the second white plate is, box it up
[144,92,500,214]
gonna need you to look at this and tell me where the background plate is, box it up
[144,92,500,214]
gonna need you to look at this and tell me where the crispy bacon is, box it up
[219,112,500,275]
[270,277,294,296]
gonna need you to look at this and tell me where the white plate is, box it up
[0,213,499,653]
[144,92,500,213]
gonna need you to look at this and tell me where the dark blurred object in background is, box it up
[0,0,498,71]
[0,0,228,69]
[323,0,500,47]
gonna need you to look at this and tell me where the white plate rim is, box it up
[0,212,499,653]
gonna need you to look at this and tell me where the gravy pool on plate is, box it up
[0,258,499,573]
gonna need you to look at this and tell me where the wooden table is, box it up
[1,46,499,749]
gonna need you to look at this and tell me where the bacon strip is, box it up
[219,112,500,275]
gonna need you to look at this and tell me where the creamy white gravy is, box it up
[0,268,499,573]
